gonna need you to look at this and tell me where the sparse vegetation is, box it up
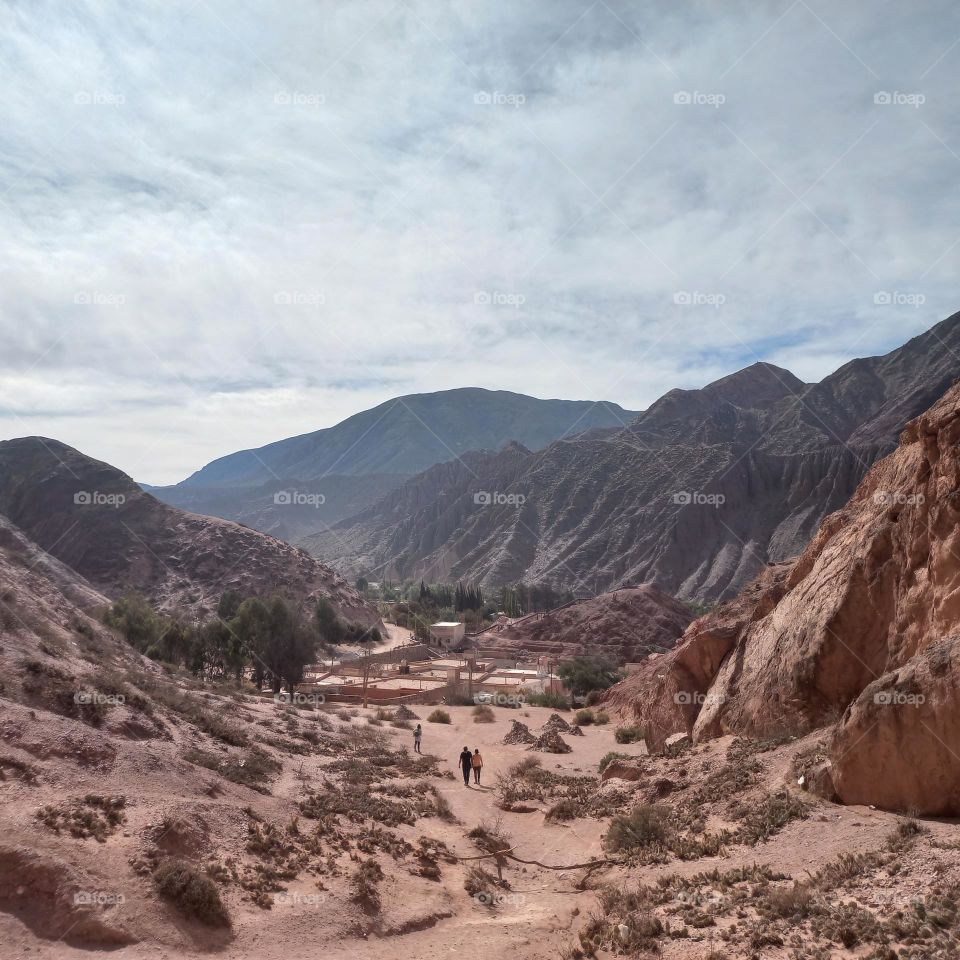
[36,794,126,842]
[349,857,384,912]
[598,751,631,773]
[154,859,231,927]
[614,724,646,744]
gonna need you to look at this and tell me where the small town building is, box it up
[429,620,465,650]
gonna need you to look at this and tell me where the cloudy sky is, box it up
[1,0,958,483]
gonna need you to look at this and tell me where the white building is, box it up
[429,621,465,650]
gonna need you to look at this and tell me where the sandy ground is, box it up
[0,702,642,960]
[5,693,959,960]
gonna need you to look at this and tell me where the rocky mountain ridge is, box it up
[302,313,960,603]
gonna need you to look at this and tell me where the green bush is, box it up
[615,724,646,744]
[574,709,594,726]
[594,711,610,725]
[524,691,570,710]
[598,751,631,774]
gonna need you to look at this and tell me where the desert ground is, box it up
[4,672,960,960]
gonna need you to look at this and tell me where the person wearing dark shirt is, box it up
[459,746,472,786]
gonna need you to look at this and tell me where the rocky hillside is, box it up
[607,378,960,814]
[149,389,637,540]
[304,313,960,603]
[472,585,693,663]
[0,438,377,626]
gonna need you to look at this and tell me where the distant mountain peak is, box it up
[702,361,806,407]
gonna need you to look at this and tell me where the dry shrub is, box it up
[154,859,231,927]
[427,708,451,724]
[472,705,495,723]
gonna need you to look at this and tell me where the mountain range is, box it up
[0,438,377,626]
[606,375,960,814]
[299,312,960,603]
[148,389,638,541]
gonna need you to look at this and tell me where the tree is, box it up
[230,597,271,690]
[217,589,243,621]
[315,598,346,647]
[556,657,622,697]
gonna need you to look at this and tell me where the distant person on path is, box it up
[413,723,422,754]
[459,746,473,786]
[472,748,483,784]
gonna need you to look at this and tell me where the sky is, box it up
[1,0,958,484]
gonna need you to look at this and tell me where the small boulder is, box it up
[600,759,643,782]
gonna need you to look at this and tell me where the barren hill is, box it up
[149,389,637,540]
[606,377,960,814]
[0,438,377,626]
[303,313,960,603]
[473,585,693,663]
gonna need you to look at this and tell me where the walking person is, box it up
[413,723,422,754]
[459,746,473,786]
[472,748,483,784]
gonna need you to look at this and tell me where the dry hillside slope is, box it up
[0,438,377,626]
[607,378,960,813]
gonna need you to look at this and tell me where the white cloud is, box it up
[0,0,958,482]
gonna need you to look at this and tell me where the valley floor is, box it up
[3,692,959,960]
